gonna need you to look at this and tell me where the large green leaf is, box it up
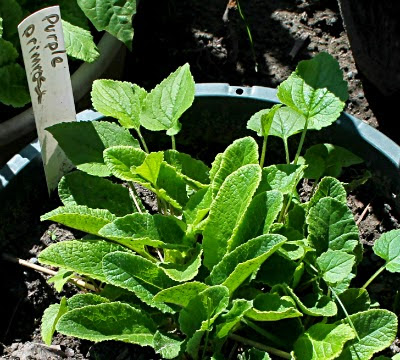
[0,39,17,67]
[41,205,115,236]
[373,229,400,273]
[47,121,140,177]
[39,239,128,283]
[99,213,189,250]
[77,0,136,49]
[308,177,347,208]
[258,165,306,195]
[91,80,147,130]
[211,137,259,197]
[338,310,398,360]
[317,250,355,285]
[67,293,110,310]
[62,20,99,63]
[294,323,355,360]
[132,152,163,185]
[57,302,156,344]
[140,63,195,136]
[41,298,68,345]
[102,251,177,313]
[337,288,371,317]
[255,253,297,287]
[209,234,286,294]
[0,63,30,107]
[245,293,302,321]
[307,197,359,256]
[154,282,209,308]
[277,53,347,130]
[203,164,262,270]
[58,171,134,217]
[269,106,306,140]
[0,0,23,42]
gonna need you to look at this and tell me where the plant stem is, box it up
[260,135,268,168]
[283,138,290,164]
[293,116,309,165]
[229,334,291,359]
[241,319,286,347]
[171,135,176,150]
[136,128,149,153]
[362,264,386,290]
[129,183,143,214]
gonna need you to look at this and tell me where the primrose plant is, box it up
[39,54,400,359]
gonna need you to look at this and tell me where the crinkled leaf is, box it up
[309,177,347,208]
[154,282,209,308]
[77,0,136,49]
[269,106,306,140]
[39,239,128,283]
[246,104,282,137]
[153,331,183,359]
[203,164,262,270]
[59,171,134,217]
[91,80,147,130]
[300,144,363,180]
[209,153,223,182]
[57,302,156,344]
[140,63,195,135]
[211,137,259,197]
[338,309,398,360]
[294,323,355,360]
[102,251,177,313]
[307,197,359,256]
[47,121,140,177]
[0,63,30,107]
[99,213,188,250]
[62,20,99,62]
[229,190,284,250]
[245,293,302,321]
[132,152,163,185]
[373,229,400,273]
[41,205,115,236]
[317,250,355,285]
[164,150,210,188]
[255,253,297,287]
[238,348,271,360]
[215,299,253,339]
[48,269,74,292]
[0,38,17,66]
[337,288,370,317]
[41,297,68,345]
[209,234,286,294]
[67,293,110,310]
[258,165,306,195]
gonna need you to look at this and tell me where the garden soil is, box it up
[1,0,400,359]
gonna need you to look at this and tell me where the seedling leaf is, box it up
[269,106,306,141]
[41,297,68,345]
[246,104,282,137]
[373,229,400,273]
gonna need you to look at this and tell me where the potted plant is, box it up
[1,53,400,359]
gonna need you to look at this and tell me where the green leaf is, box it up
[255,253,297,287]
[102,251,177,313]
[103,146,146,181]
[215,299,253,339]
[0,63,30,107]
[99,213,188,250]
[211,137,259,196]
[160,244,203,282]
[308,177,347,208]
[41,298,68,345]
[0,0,23,42]
[229,190,284,250]
[91,80,147,130]
[164,150,210,188]
[48,269,74,292]
[154,282,209,308]
[203,164,262,270]
[301,144,363,180]
[337,288,371,317]
[238,348,271,360]
[77,0,137,49]
[307,197,359,256]
[140,63,195,135]
[47,121,140,177]
[183,188,212,229]
[294,323,355,360]
[372,229,400,273]
[277,53,347,130]
[0,17,3,38]
[209,153,223,182]
[0,38,17,67]
[153,331,183,359]
[209,234,286,294]
[179,285,230,337]
[67,293,110,310]
[283,285,337,317]
[132,152,163,185]
[245,293,302,321]
[41,205,115,236]
[62,20,99,63]
[246,104,282,137]
[269,106,306,141]
[317,250,355,285]
[58,0,90,29]
[58,171,134,217]
[258,165,306,195]
[39,239,128,282]
[338,310,398,360]
[56,302,156,344]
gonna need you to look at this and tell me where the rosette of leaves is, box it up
[0,0,136,107]
[38,57,398,359]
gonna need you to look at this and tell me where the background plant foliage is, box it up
[0,0,136,107]
[39,54,399,359]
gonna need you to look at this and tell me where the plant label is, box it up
[18,6,75,192]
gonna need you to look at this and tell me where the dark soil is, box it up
[1,0,400,359]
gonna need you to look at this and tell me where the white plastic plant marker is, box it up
[18,6,76,192]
